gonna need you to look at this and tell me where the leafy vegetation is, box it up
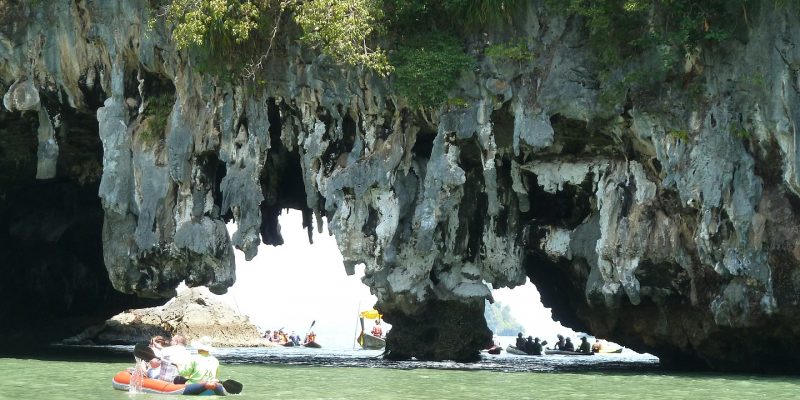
[484,300,525,337]
[294,0,391,75]
[151,0,391,79]
[485,40,534,63]
[148,0,518,107]
[384,0,524,33]
[544,0,759,74]
[139,92,175,145]
[669,129,690,141]
[392,35,474,108]
[150,0,278,80]
[147,0,785,109]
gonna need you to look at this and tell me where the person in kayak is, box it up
[564,337,575,351]
[145,336,167,378]
[524,337,545,355]
[515,332,526,349]
[289,331,302,345]
[371,320,384,337]
[158,334,191,383]
[181,336,220,384]
[553,334,566,350]
[304,331,317,344]
[578,337,591,353]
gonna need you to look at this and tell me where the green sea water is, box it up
[1,356,799,400]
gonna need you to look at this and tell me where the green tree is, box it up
[392,35,474,108]
[484,300,525,336]
[152,0,390,78]
[294,0,391,75]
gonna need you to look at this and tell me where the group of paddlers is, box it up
[513,333,549,355]
[263,328,316,346]
[512,333,593,355]
[551,334,592,353]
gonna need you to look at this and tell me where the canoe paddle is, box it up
[132,342,244,394]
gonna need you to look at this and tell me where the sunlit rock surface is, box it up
[2,1,800,370]
[63,287,270,347]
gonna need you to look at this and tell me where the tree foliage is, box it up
[294,0,391,75]
[385,0,523,32]
[545,0,761,72]
[392,35,474,108]
[154,0,391,78]
[149,0,786,107]
[484,301,525,337]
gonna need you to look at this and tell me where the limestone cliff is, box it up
[2,0,800,371]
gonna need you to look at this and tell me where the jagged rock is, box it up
[3,78,39,112]
[2,1,800,371]
[63,288,271,347]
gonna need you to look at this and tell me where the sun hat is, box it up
[191,336,214,352]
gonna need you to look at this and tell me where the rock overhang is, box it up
[1,1,800,371]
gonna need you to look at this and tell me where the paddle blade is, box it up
[222,379,243,394]
[134,343,156,361]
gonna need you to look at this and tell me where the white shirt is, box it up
[161,345,191,371]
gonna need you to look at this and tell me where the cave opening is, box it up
[0,104,159,352]
[221,211,378,349]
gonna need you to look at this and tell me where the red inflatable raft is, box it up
[111,370,222,395]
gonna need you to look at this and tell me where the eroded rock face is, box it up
[2,1,800,370]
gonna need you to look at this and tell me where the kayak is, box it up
[544,349,594,356]
[302,341,321,348]
[486,345,502,355]
[595,347,623,353]
[505,345,532,355]
[111,370,225,395]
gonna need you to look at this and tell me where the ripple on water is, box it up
[210,346,660,373]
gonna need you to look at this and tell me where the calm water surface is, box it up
[1,346,798,399]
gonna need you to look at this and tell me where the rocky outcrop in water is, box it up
[63,287,270,347]
[2,1,800,371]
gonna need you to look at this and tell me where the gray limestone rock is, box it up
[4,0,800,371]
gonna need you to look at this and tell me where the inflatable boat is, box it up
[111,370,225,395]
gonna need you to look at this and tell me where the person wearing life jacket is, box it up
[371,320,383,337]
[305,331,317,344]
[279,330,289,345]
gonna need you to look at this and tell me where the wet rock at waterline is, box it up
[2,1,800,371]
[62,288,270,347]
